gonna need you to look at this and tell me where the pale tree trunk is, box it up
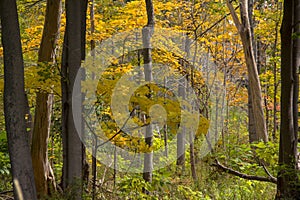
[61,0,86,198]
[226,0,268,142]
[0,0,37,199]
[176,77,186,172]
[31,0,61,197]
[276,0,300,198]
[246,0,258,143]
[142,0,155,186]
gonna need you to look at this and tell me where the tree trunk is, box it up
[189,131,197,181]
[0,1,37,199]
[38,0,62,63]
[80,0,89,188]
[31,0,61,197]
[227,0,268,142]
[176,77,186,172]
[61,0,85,198]
[276,0,300,198]
[142,0,155,185]
[248,88,257,142]
[31,93,55,197]
[247,0,258,143]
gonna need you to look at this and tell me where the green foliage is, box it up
[116,170,210,200]
[0,131,12,191]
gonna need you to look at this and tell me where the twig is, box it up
[212,159,277,183]
[83,107,138,149]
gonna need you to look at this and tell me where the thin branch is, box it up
[196,5,240,38]
[212,159,277,183]
[0,190,13,195]
[83,107,138,149]
[226,0,242,32]
[24,0,45,9]
[262,163,277,181]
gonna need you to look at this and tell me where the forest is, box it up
[0,0,299,199]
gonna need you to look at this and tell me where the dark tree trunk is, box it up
[80,0,89,188]
[61,0,86,198]
[276,0,300,198]
[0,0,37,199]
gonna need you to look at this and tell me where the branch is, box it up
[196,5,240,38]
[25,0,45,9]
[212,159,277,183]
[0,190,13,195]
[83,107,139,149]
[226,0,242,32]
[262,163,277,182]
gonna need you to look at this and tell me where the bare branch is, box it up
[262,163,277,181]
[212,159,277,183]
[196,5,240,38]
[226,0,242,32]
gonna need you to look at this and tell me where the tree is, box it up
[142,0,155,185]
[31,0,61,196]
[226,0,268,142]
[0,0,37,199]
[276,0,300,198]
[176,77,186,172]
[61,0,87,198]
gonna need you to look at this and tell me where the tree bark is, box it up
[246,0,258,143]
[31,0,61,197]
[226,0,268,142]
[38,0,62,63]
[61,0,85,198]
[142,0,155,186]
[176,77,186,171]
[31,93,55,197]
[0,0,37,199]
[276,0,300,198]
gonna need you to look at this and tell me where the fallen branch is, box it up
[0,190,13,195]
[212,159,277,184]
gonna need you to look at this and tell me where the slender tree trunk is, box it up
[90,1,97,199]
[176,77,186,172]
[272,8,280,141]
[31,93,55,197]
[80,0,89,187]
[31,0,61,197]
[142,0,155,185]
[227,0,268,142]
[61,0,86,198]
[276,0,300,198]
[292,0,300,174]
[0,1,37,199]
[163,77,168,158]
[247,0,258,143]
